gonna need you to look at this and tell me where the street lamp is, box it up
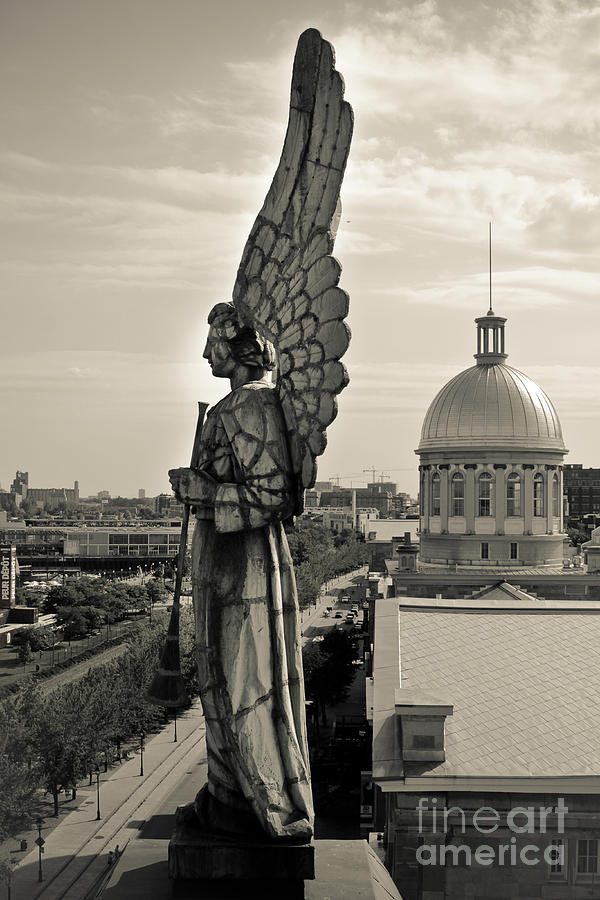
[35,817,44,882]
[173,708,178,743]
[139,733,145,777]
[95,768,101,820]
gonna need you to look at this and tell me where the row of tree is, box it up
[286,520,369,608]
[41,577,164,639]
[0,610,193,881]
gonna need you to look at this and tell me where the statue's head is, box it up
[204,302,276,380]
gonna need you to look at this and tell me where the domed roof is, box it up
[418,310,566,453]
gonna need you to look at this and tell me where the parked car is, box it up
[334,611,343,618]
[340,595,350,603]
[346,612,355,622]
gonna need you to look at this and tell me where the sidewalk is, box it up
[8,567,366,899]
[10,702,206,900]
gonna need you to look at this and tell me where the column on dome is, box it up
[420,467,429,532]
[495,466,507,534]
[558,467,564,531]
[523,466,534,534]
[440,466,449,532]
[545,466,554,534]
[465,465,476,533]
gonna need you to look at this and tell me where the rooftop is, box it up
[372,583,600,792]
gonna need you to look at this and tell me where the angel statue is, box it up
[168,28,353,847]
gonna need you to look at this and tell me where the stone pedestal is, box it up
[102,838,401,900]
[168,816,314,898]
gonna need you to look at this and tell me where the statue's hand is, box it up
[168,467,217,506]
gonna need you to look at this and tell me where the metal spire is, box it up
[488,221,493,315]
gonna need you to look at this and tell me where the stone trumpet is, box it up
[147,401,208,708]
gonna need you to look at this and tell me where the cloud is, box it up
[373,266,600,310]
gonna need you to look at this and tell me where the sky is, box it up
[1,0,599,498]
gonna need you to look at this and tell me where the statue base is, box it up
[168,806,314,896]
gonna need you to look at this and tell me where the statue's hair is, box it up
[207,302,276,371]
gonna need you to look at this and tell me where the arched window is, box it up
[552,473,560,517]
[431,473,440,516]
[533,473,545,517]
[478,472,494,517]
[506,473,521,517]
[451,472,464,516]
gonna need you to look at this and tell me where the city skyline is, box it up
[2,0,600,496]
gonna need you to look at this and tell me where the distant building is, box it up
[418,309,567,568]
[10,471,28,506]
[303,490,319,508]
[321,507,354,533]
[26,480,80,510]
[138,488,146,500]
[319,489,353,508]
[155,493,184,519]
[370,585,600,899]
[564,464,600,518]
[63,526,181,560]
[0,545,17,608]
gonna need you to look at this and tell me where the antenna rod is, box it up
[488,221,492,313]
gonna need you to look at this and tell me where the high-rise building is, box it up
[138,489,146,500]
[564,464,600,517]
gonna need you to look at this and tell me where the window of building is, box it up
[451,472,464,517]
[481,542,489,559]
[548,839,566,878]
[506,473,521,517]
[577,839,599,874]
[534,473,545,517]
[431,473,440,517]
[553,473,560,517]
[478,472,494,517]
[510,542,518,560]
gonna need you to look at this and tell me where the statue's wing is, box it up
[232,28,353,511]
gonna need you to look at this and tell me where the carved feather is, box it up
[232,28,353,514]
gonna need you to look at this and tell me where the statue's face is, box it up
[203,324,237,379]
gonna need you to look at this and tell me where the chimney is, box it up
[395,689,453,762]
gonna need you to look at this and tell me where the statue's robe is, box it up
[192,381,313,841]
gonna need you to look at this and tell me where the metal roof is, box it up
[418,362,566,452]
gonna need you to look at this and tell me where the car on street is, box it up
[340,595,350,603]
[334,611,342,618]
[345,612,355,622]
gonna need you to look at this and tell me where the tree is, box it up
[17,643,33,665]
[56,606,88,639]
[0,686,40,846]
[44,583,81,613]
[302,629,357,724]
[567,526,589,547]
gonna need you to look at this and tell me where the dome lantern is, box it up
[475,308,507,364]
